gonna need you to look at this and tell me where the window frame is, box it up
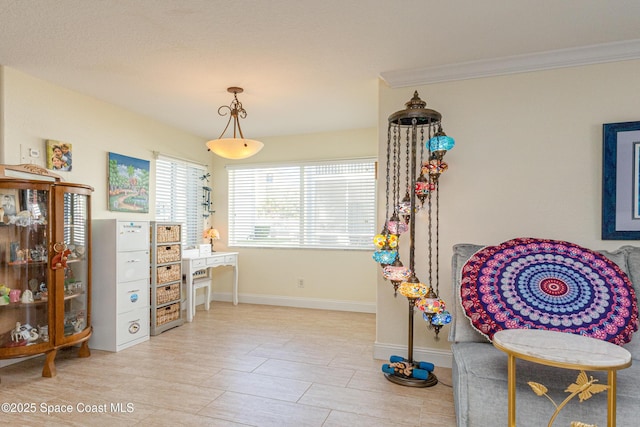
[227,158,377,250]
[154,154,207,246]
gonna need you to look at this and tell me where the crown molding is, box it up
[380,39,640,88]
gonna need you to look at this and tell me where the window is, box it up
[228,158,376,249]
[155,155,206,245]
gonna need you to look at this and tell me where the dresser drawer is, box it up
[206,256,223,267]
[206,254,236,267]
[117,250,149,282]
[117,279,149,314]
[191,258,206,268]
[117,307,149,346]
[117,221,149,251]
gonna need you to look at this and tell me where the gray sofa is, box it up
[449,243,640,427]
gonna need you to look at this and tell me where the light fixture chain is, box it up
[404,126,410,194]
[392,126,399,213]
[384,126,392,219]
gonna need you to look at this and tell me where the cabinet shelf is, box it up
[0,291,84,310]
[0,299,48,309]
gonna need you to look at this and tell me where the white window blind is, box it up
[155,156,206,245]
[228,158,376,249]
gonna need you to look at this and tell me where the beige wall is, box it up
[375,59,640,364]
[209,128,379,310]
[1,67,205,220]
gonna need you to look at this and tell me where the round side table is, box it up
[493,329,631,427]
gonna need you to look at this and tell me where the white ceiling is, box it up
[1,0,640,139]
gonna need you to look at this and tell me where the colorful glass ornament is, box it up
[382,264,411,282]
[416,296,446,314]
[373,233,387,248]
[426,158,448,177]
[415,173,435,205]
[431,310,452,326]
[372,249,397,265]
[397,281,428,299]
[397,191,413,222]
[387,218,408,235]
[428,132,455,153]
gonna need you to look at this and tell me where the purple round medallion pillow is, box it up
[460,237,639,344]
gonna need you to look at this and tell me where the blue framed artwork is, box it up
[602,121,640,239]
[108,152,150,213]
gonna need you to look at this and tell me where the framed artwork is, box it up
[46,140,72,171]
[0,189,20,217]
[108,152,150,213]
[602,121,640,239]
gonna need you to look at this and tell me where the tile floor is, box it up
[0,302,456,426]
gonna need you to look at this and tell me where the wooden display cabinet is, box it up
[0,164,93,377]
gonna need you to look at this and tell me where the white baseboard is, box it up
[373,341,452,368]
[210,292,376,313]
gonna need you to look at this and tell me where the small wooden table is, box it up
[493,329,631,427]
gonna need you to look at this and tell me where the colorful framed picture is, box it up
[46,140,72,171]
[602,121,640,239]
[108,152,150,213]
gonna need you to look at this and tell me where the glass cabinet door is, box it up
[59,189,90,338]
[0,186,51,349]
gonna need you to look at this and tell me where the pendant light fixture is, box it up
[206,87,264,160]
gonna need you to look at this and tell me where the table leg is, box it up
[607,369,617,427]
[233,262,238,305]
[185,271,194,322]
[507,354,516,427]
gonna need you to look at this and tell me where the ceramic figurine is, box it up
[72,318,85,333]
[21,289,34,303]
[9,289,21,303]
[10,322,29,342]
[39,325,49,342]
[28,329,39,342]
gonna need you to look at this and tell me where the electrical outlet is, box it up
[297,278,304,288]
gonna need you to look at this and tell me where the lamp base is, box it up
[384,371,438,387]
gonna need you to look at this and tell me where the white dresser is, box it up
[90,220,150,352]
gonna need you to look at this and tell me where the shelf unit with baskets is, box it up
[150,222,184,335]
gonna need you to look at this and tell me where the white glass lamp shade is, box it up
[206,138,264,160]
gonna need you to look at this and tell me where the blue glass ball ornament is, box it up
[430,310,452,326]
[428,134,455,152]
[372,249,398,265]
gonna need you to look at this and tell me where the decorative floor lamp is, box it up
[374,91,454,387]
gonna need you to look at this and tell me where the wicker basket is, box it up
[157,263,181,284]
[156,225,181,243]
[156,283,181,305]
[157,244,181,264]
[156,302,180,326]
